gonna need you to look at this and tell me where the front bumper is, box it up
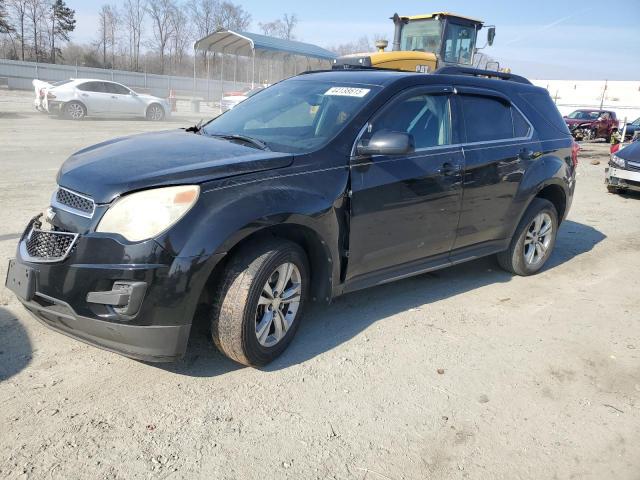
[605,165,640,191]
[21,292,191,362]
[7,223,224,361]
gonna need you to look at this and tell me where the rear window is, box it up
[460,95,513,142]
[519,91,570,135]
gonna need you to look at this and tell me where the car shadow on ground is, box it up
[156,220,606,378]
[0,307,32,382]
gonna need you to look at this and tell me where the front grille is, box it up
[54,188,95,216]
[22,229,77,262]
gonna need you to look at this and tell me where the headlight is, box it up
[610,154,626,168]
[96,185,199,242]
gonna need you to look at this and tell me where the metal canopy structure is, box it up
[193,30,337,102]
[194,30,337,61]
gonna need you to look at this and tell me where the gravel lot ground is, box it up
[0,89,639,480]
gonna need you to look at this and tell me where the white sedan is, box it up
[32,78,170,121]
[219,86,265,112]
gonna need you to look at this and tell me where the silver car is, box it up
[35,78,170,121]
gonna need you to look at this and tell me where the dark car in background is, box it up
[622,117,640,140]
[606,141,640,193]
[5,67,576,367]
[564,109,618,141]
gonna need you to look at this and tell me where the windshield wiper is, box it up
[208,133,270,151]
[185,119,205,134]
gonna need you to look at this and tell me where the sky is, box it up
[70,0,640,80]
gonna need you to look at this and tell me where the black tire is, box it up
[606,185,620,194]
[146,103,165,121]
[64,101,86,120]
[497,198,558,276]
[211,239,309,367]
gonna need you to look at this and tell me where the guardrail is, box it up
[0,58,251,100]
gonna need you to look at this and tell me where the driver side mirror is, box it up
[487,27,496,46]
[356,131,415,157]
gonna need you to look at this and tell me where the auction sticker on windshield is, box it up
[325,87,371,97]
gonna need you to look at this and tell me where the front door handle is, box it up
[438,162,457,176]
[81,93,88,97]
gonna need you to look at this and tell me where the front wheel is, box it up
[211,239,309,367]
[497,198,558,276]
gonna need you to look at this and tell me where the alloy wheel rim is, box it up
[68,104,83,119]
[255,262,302,348]
[150,106,162,120]
[524,212,553,266]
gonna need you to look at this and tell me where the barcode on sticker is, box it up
[325,87,370,97]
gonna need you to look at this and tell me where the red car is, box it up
[564,109,619,141]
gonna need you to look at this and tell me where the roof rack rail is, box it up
[434,66,532,85]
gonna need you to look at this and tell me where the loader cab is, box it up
[333,11,495,73]
[395,12,489,66]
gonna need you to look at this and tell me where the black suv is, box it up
[5,67,577,366]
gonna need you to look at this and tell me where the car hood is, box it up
[616,140,640,161]
[57,129,293,203]
[564,118,595,126]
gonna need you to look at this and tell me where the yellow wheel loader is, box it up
[333,12,496,73]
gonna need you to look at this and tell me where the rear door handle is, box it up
[438,162,458,176]
[81,93,88,97]
[111,96,117,99]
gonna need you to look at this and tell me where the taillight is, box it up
[39,88,45,98]
[571,140,580,168]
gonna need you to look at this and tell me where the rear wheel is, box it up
[64,101,86,120]
[497,198,558,276]
[146,104,165,121]
[607,185,620,194]
[211,239,309,367]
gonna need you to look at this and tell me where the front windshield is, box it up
[442,22,477,65]
[203,80,379,153]
[400,19,442,53]
[567,111,600,120]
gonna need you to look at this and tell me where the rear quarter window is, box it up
[519,91,570,136]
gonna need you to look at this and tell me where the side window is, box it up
[77,82,104,93]
[105,82,130,95]
[368,93,451,149]
[460,94,513,142]
[512,107,531,138]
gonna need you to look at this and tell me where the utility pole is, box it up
[599,79,608,111]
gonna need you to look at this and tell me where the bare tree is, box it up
[215,1,250,31]
[123,0,145,70]
[97,4,119,67]
[259,13,297,40]
[146,0,175,74]
[187,0,216,67]
[169,2,191,72]
[0,0,14,33]
[327,35,373,56]
[281,13,296,40]
[25,0,44,61]
[8,0,27,59]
